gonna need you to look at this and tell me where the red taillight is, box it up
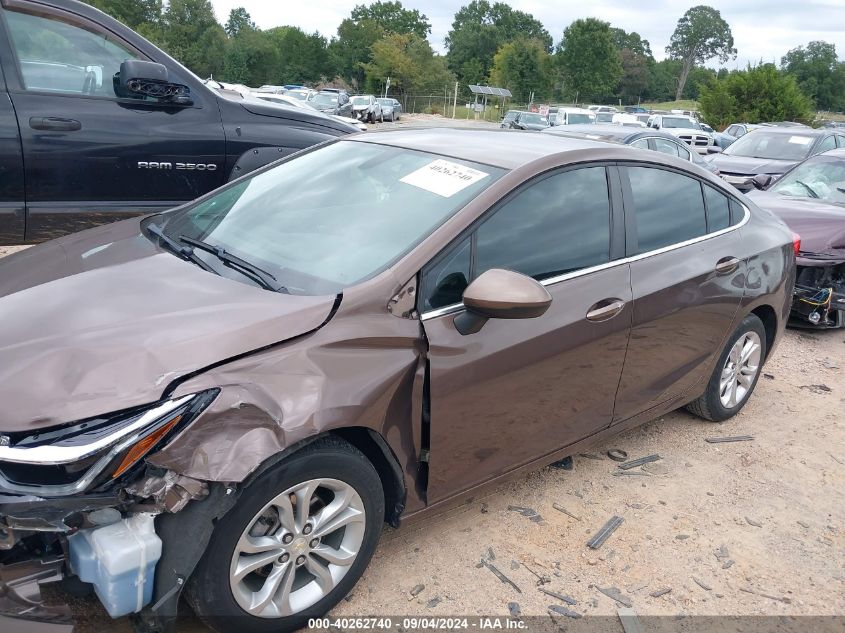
[792,232,801,256]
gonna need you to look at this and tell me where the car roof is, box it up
[746,126,827,136]
[543,124,681,144]
[349,128,615,169]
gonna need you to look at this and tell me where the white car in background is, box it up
[612,113,646,127]
[252,92,367,132]
[647,114,715,154]
[552,107,596,126]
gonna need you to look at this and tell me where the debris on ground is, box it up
[579,453,603,460]
[739,586,792,603]
[607,449,629,462]
[507,602,520,617]
[548,604,582,619]
[676,534,690,540]
[797,521,810,529]
[480,502,488,514]
[822,359,840,369]
[617,607,646,633]
[426,596,441,608]
[613,470,650,477]
[507,505,545,524]
[618,454,661,470]
[692,576,713,591]
[480,560,522,594]
[745,516,763,527]
[705,435,755,443]
[550,456,574,470]
[587,516,624,549]
[800,384,832,394]
[552,503,581,521]
[722,560,735,569]
[649,587,672,598]
[595,586,633,608]
[410,584,425,597]
[714,545,730,562]
[763,373,775,379]
[540,588,577,605]
[520,561,550,586]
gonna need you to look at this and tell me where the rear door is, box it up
[420,165,632,503]
[0,58,24,244]
[0,2,225,242]
[612,164,747,422]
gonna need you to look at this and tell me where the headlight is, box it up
[0,390,218,497]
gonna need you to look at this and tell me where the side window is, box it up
[836,134,845,148]
[816,135,836,153]
[729,199,746,225]
[675,143,692,161]
[626,166,707,253]
[474,167,611,281]
[420,238,471,311]
[653,137,681,157]
[735,126,746,138]
[703,185,731,232]
[5,9,141,97]
[630,138,649,150]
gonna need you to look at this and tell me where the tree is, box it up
[781,41,845,111]
[446,1,551,87]
[699,64,813,129]
[611,28,652,58]
[329,18,385,89]
[666,5,736,101]
[489,38,553,102]
[611,28,654,102]
[266,27,331,85]
[363,33,454,97]
[149,0,226,79]
[557,18,622,103]
[84,0,161,30]
[225,7,255,37]
[350,1,430,38]
[222,30,278,86]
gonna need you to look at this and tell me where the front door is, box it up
[0,62,24,244]
[0,3,226,242]
[420,165,632,503]
[612,165,747,422]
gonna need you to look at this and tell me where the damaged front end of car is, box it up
[792,254,845,328]
[0,389,223,631]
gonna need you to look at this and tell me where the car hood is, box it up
[747,191,845,260]
[351,104,370,110]
[709,154,796,175]
[238,99,350,134]
[0,220,337,432]
[523,124,549,131]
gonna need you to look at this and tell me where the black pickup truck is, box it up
[0,0,354,245]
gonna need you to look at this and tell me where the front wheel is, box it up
[686,313,767,422]
[187,437,385,633]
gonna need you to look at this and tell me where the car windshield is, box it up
[770,157,845,204]
[724,131,815,161]
[351,96,370,105]
[596,113,614,122]
[521,113,548,125]
[157,142,504,295]
[284,90,309,100]
[662,117,699,129]
[567,114,594,124]
[313,94,338,106]
[377,98,392,106]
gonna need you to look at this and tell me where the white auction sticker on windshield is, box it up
[400,159,489,197]
[788,136,812,145]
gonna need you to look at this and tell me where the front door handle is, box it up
[715,256,740,274]
[29,117,82,131]
[586,298,626,322]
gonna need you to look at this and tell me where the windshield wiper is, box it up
[178,235,289,293]
[793,180,819,198]
[146,222,219,274]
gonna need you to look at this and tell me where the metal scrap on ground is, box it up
[552,503,581,521]
[481,560,522,594]
[587,516,624,549]
[705,435,755,443]
[607,449,628,462]
[540,588,577,605]
[595,585,633,608]
[649,587,672,598]
[548,604,582,619]
[618,454,661,470]
[617,607,646,633]
[740,586,792,603]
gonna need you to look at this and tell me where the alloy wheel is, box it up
[719,331,762,408]
[229,478,366,618]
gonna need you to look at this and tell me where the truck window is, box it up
[4,9,142,98]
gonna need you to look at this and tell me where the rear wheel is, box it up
[187,437,384,633]
[686,314,766,422]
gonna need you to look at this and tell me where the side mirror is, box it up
[707,146,723,154]
[118,60,192,105]
[752,173,773,190]
[454,269,552,335]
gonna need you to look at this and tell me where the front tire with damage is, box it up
[186,437,384,633]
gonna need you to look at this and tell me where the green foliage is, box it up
[329,18,385,89]
[611,28,652,58]
[489,38,553,102]
[84,0,161,29]
[781,41,845,111]
[699,64,814,129]
[446,1,551,89]
[666,5,735,100]
[350,1,431,38]
[612,28,655,102]
[363,33,454,96]
[224,7,255,37]
[557,18,622,102]
[266,27,331,86]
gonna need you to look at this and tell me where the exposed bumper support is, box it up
[0,556,73,631]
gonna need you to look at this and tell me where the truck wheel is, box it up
[686,314,766,422]
[187,437,384,633]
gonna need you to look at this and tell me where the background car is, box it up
[312,90,353,117]
[552,107,596,126]
[747,148,845,328]
[612,113,646,127]
[282,87,317,101]
[377,97,398,121]
[252,92,365,131]
[500,110,550,130]
[351,95,382,123]
[708,127,845,190]
[543,124,719,174]
[647,114,715,153]
[595,112,615,123]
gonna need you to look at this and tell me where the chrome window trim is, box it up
[421,203,751,322]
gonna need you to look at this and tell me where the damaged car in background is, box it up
[0,130,794,633]
[748,148,845,328]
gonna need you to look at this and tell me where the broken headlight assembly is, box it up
[0,390,218,497]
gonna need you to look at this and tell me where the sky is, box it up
[209,0,845,69]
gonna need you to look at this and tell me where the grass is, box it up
[639,99,700,111]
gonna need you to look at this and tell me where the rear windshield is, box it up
[724,131,815,161]
[567,113,594,125]
[661,117,699,129]
[313,94,338,105]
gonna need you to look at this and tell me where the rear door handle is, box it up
[29,117,82,131]
[586,298,626,322]
[715,256,740,274]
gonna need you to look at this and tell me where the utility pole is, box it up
[452,81,459,118]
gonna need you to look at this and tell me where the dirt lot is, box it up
[2,224,843,631]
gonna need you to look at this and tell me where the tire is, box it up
[187,437,385,633]
[686,314,767,422]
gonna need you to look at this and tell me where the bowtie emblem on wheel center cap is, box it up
[292,538,308,552]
